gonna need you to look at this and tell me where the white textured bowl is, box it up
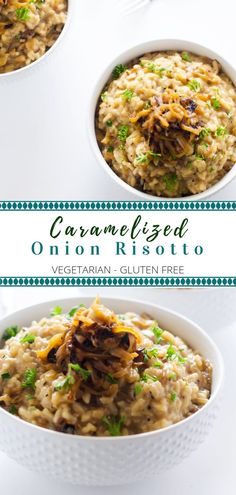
[89,39,236,201]
[0,0,73,81]
[0,297,223,486]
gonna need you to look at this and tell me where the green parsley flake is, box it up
[20,334,36,344]
[69,363,91,381]
[141,373,159,383]
[199,128,211,139]
[112,64,127,79]
[170,392,177,402]
[182,51,192,62]
[122,89,134,101]
[106,373,118,384]
[107,146,114,153]
[134,383,142,396]
[211,97,221,110]
[101,92,108,102]
[1,372,10,380]
[55,374,75,392]
[106,119,113,127]
[118,125,129,143]
[153,360,163,368]
[166,345,186,363]
[215,126,227,137]
[163,172,178,192]
[136,151,161,164]
[67,304,85,318]
[144,100,152,109]
[22,368,37,389]
[188,79,201,92]
[143,348,160,361]
[2,325,19,341]
[152,324,163,343]
[166,345,176,360]
[15,7,30,21]
[102,415,125,436]
[50,306,62,316]
[9,405,17,415]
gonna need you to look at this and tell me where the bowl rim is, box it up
[0,295,224,442]
[0,0,74,79]
[88,37,236,201]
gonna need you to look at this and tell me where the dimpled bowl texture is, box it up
[89,38,236,201]
[0,297,223,486]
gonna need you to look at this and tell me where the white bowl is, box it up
[88,39,236,201]
[0,0,74,81]
[0,297,223,486]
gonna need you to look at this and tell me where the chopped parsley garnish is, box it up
[166,345,186,363]
[2,326,19,341]
[211,97,221,110]
[1,372,10,380]
[112,64,127,79]
[20,334,36,344]
[144,100,152,109]
[105,373,118,384]
[141,373,159,383]
[102,415,125,436]
[166,345,176,360]
[152,324,163,343]
[135,151,161,164]
[195,154,204,160]
[55,374,75,391]
[143,347,159,361]
[118,125,129,142]
[67,304,85,318]
[153,360,163,368]
[9,405,17,415]
[69,363,91,381]
[50,306,62,316]
[163,172,178,192]
[15,7,30,21]
[106,119,113,127]
[146,63,166,77]
[168,372,177,380]
[215,126,227,137]
[122,89,134,101]
[156,67,166,77]
[182,51,191,62]
[188,79,201,92]
[134,383,142,396]
[170,392,177,402]
[22,368,37,389]
[199,127,211,139]
[101,92,108,102]
[147,62,156,72]
[107,145,114,153]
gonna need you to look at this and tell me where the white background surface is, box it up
[0,0,236,493]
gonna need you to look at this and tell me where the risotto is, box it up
[96,51,236,197]
[0,0,67,73]
[0,299,212,436]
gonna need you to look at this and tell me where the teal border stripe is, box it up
[0,200,235,211]
[0,277,235,287]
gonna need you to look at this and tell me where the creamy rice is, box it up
[0,0,67,73]
[96,51,236,197]
[0,299,212,436]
